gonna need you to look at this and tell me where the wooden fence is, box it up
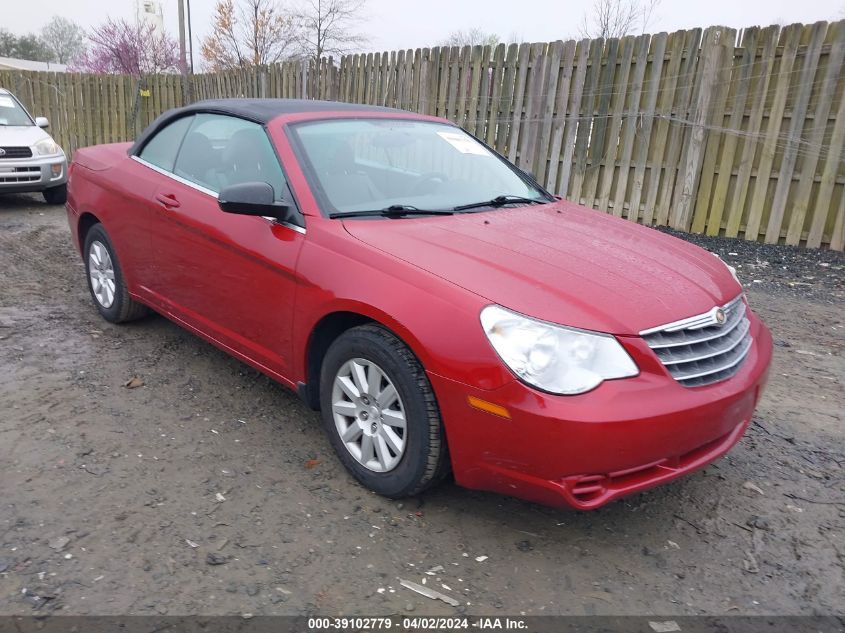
[2,20,843,249]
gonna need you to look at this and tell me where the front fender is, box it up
[291,223,514,391]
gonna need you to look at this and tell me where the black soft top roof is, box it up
[130,98,411,155]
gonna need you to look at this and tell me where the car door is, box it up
[144,113,306,380]
[118,114,195,295]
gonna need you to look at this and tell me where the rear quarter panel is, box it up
[68,145,158,293]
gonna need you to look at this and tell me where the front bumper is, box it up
[0,154,67,193]
[429,311,773,510]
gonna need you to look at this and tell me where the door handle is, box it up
[155,193,181,209]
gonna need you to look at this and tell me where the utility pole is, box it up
[177,0,189,103]
[187,0,194,74]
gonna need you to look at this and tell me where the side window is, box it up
[173,113,289,201]
[138,116,193,171]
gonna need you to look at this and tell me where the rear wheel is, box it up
[319,324,450,498]
[43,184,67,205]
[83,224,149,323]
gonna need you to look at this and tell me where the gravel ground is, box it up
[0,194,843,617]
[658,227,845,304]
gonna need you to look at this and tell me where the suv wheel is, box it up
[43,184,67,205]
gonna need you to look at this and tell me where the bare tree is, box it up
[579,0,660,39]
[294,0,368,63]
[441,28,500,48]
[201,0,298,70]
[41,16,86,64]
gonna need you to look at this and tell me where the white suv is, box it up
[0,88,68,204]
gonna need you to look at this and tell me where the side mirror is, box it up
[35,117,49,129]
[218,182,291,221]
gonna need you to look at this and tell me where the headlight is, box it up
[480,305,638,395]
[33,138,60,156]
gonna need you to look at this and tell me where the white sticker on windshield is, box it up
[437,131,492,156]
[0,96,16,108]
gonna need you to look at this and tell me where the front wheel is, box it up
[319,325,450,498]
[83,223,149,323]
[43,184,67,205]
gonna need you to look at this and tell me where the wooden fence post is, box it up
[669,26,732,231]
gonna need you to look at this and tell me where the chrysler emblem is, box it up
[714,308,726,325]
[0,148,6,156]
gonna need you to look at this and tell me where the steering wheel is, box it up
[411,171,450,195]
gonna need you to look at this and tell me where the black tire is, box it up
[43,184,67,205]
[319,324,450,498]
[83,223,149,323]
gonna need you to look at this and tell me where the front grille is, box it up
[0,146,33,159]
[641,295,753,387]
[0,166,40,183]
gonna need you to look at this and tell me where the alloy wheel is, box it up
[88,240,116,308]
[331,358,407,472]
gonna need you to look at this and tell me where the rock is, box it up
[742,481,765,495]
[516,540,533,552]
[0,559,9,573]
[48,536,70,551]
[405,602,415,612]
[245,584,260,597]
[206,553,228,566]
[747,516,771,531]
[743,551,760,574]
[82,463,108,476]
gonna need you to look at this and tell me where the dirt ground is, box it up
[0,194,843,617]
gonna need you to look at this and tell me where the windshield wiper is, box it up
[329,204,454,219]
[452,195,548,212]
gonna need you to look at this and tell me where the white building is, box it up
[136,0,165,34]
[0,56,68,72]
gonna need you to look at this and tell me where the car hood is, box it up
[0,125,51,147]
[341,200,741,335]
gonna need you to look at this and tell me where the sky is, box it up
[2,0,844,68]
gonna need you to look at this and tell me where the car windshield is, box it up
[289,119,549,216]
[0,94,33,126]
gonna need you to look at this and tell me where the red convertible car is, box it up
[66,99,772,510]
